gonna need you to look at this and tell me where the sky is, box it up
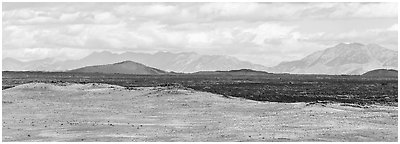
[2,2,398,66]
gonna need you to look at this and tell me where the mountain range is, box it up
[270,43,398,75]
[2,43,398,75]
[2,51,267,73]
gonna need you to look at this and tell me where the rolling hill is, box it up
[69,61,167,75]
[194,69,272,75]
[362,69,398,77]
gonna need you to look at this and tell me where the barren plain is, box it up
[2,82,397,142]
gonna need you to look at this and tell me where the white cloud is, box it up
[2,2,398,66]
[59,12,80,22]
[352,3,397,18]
[246,23,297,45]
[4,3,397,25]
[18,16,57,25]
[93,12,119,24]
[187,32,213,44]
[303,24,398,50]
[387,24,398,31]
[3,47,92,61]
[61,24,86,35]
[144,4,177,16]
[3,8,35,19]
[3,25,38,48]
[199,3,259,17]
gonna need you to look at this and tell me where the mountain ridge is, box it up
[362,69,398,77]
[2,51,269,73]
[3,43,398,75]
[194,69,272,75]
[270,43,398,75]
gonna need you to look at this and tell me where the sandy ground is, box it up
[2,82,398,142]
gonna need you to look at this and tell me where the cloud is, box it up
[59,12,80,22]
[300,24,398,50]
[196,3,397,22]
[198,3,259,17]
[2,47,93,61]
[3,3,397,25]
[246,23,297,45]
[143,4,177,16]
[93,12,119,24]
[2,2,398,66]
[2,8,35,19]
[347,3,397,18]
[387,24,398,31]
[3,25,38,48]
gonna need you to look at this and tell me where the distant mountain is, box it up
[270,43,398,75]
[2,58,57,71]
[69,61,166,75]
[2,58,23,71]
[3,43,397,75]
[2,51,269,73]
[194,69,272,75]
[362,69,398,77]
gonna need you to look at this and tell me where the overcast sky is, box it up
[2,2,398,66]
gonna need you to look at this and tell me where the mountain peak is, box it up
[272,43,397,75]
[154,51,172,55]
[69,61,166,75]
[336,42,364,47]
[115,60,140,65]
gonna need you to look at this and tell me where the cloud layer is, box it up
[2,2,398,66]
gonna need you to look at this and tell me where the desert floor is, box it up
[2,83,398,142]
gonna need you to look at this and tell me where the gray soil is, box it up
[2,83,398,142]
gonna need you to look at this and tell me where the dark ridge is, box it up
[3,71,398,106]
[362,69,398,77]
[195,69,272,75]
[68,60,167,75]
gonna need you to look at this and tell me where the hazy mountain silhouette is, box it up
[3,51,268,73]
[69,61,166,75]
[362,69,398,77]
[194,69,272,75]
[2,43,397,75]
[2,58,23,71]
[270,43,398,75]
[2,58,57,71]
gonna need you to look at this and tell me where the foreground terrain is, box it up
[2,83,398,142]
[2,71,398,106]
